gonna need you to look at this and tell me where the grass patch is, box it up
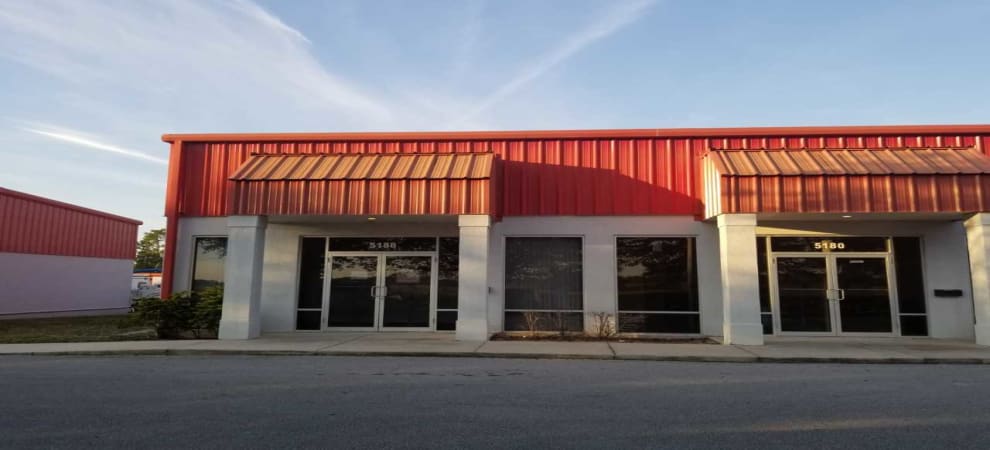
[0,315,156,344]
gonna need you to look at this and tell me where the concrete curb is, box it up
[2,348,989,364]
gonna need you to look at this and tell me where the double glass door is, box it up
[325,253,436,330]
[773,254,896,335]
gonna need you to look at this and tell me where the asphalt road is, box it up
[1,356,989,449]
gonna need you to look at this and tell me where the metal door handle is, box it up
[370,286,377,298]
[836,289,845,301]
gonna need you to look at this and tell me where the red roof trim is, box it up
[163,124,990,143]
[0,187,142,225]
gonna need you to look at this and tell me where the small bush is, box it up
[193,285,224,335]
[130,286,224,339]
[590,312,616,338]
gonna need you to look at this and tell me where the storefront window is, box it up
[436,237,459,330]
[756,237,773,334]
[616,237,700,334]
[191,237,227,292]
[504,237,583,332]
[296,237,327,330]
[893,237,928,336]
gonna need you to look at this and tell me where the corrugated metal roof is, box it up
[707,148,990,176]
[703,147,990,217]
[230,153,494,181]
[162,123,990,143]
[0,187,140,259]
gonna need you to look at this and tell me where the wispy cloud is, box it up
[225,0,311,44]
[450,0,486,83]
[0,0,391,121]
[453,0,657,125]
[21,126,168,165]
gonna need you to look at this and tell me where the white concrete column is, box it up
[716,214,764,345]
[218,215,267,340]
[964,213,990,345]
[456,215,491,341]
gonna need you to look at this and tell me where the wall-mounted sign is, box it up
[813,241,846,250]
[327,237,437,252]
[770,237,888,253]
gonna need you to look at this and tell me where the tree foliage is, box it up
[135,228,166,268]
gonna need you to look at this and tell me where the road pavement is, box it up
[1,356,989,449]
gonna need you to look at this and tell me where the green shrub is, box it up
[193,285,224,335]
[130,286,224,339]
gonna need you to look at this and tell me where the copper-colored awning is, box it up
[703,147,990,217]
[228,153,497,216]
[230,153,494,181]
[706,148,990,176]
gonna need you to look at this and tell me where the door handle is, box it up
[370,286,377,298]
[836,289,845,301]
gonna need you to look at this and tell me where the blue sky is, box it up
[1,0,988,232]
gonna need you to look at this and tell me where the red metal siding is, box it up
[0,187,140,259]
[173,138,708,217]
[165,127,990,221]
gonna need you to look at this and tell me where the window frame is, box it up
[294,236,328,332]
[189,235,229,292]
[613,234,702,336]
[435,237,460,331]
[502,235,586,330]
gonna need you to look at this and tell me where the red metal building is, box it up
[160,124,990,345]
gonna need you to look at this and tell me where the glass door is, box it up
[326,255,380,328]
[834,256,894,334]
[774,256,832,333]
[325,253,436,331]
[772,254,897,335]
[381,255,435,329]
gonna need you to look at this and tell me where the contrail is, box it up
[23,128,168,165]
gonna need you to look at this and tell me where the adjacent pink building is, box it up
[0,187,141,317]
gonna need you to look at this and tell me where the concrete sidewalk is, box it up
[1,333,989,363]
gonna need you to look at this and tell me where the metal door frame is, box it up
[830,254,900,337]
[323,251,437,332]
[770,252,900,337]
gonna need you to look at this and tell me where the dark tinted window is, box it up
[893,237,928,337]
[893,237,926,314]
[757,237,773,334]
[504,237,583,331]
[297,238,326,310]
[437,238,459,311]
[504,312,584,332]
[192,237,227,292]
[618,313,700,334]
[756,237,770,313]
[616,238,698,312]
[615,237,699,333]
[900,315,929,336]
[436,311,457,331]
[296,311,321,331]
